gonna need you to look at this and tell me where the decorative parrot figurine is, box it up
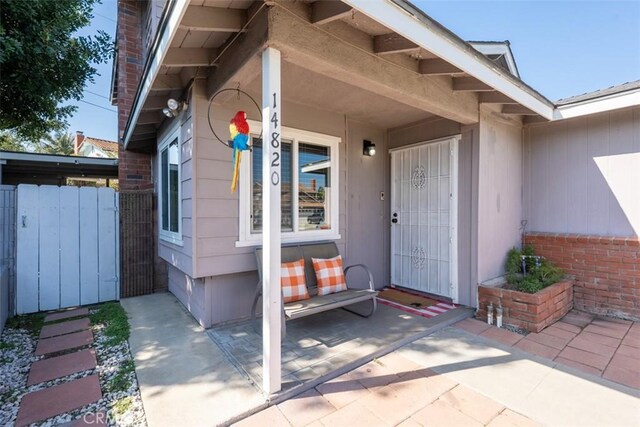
[229,111,250,192]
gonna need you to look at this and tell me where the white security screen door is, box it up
[390,136,459,301]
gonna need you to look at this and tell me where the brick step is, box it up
[27,349,97,385]
[16,375,102,427]
[35,330,93,356]
[40,318,91,339]
[44,308,89,323]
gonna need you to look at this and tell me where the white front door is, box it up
[390,136,459,302]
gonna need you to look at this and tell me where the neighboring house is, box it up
[74,131,119,158]
[112,0,639,329]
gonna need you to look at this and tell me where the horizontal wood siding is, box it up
[524,106,640,237]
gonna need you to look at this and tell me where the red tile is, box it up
[540,325,578,341]
[454,318,491,335]
[40,318,91,339]
[567,337,616,358]
[553,321,583,334]
[16,375,102,427]
[35,330,93,355]
[557,347,610,370]
[615,345,639,359]
[602,365,640,389]
[514,339,560,360]
[480,327,523,346]
[583,324,628,339]
[606,353,638,371]
[44,308,89,323]
[525,332,570,350]
[622,334,640,349]
[28,349,97,385]
[574,331,621,348]
[554,357,603,376]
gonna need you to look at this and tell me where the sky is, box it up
[67,0,640,142]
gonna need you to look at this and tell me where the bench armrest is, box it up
[344,264,375,292]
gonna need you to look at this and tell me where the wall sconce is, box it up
[363,140,376,156]
[162,98,185,118]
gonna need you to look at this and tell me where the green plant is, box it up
[107,359,135,393]
[504,246,564,293]
[5,312,45,336]
[112,396,133,416]
[90,302,130,346]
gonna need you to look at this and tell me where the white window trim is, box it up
[158,124,183,246]
[236,120,341,247]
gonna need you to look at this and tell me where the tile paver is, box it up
[438,385,504,424]
[616,344,639,358]
[15,375,102,427]
[454,318,491,335]
[553,357,603,376]
[514,338,560,360]
[487,409,541,427]
[584,324,628,339]
[622,334,640,349]
[556,346,610,370]
[524,331,570,350]
[602,364,640,390]
[234,406,291,427]
[575,330,621,348]
[315,375,370,409]
[540,324,578,340]
[567,336,617,358]
[40,318,91,339]
[318,401,386,427]
[480,326,523,346]
[27,348,97,385]
[561,311,594,328]
[551,321,582,334]
[411,399,483,427]
[44,308,89,323]
[277,389,335,427]
[35,329,93,355]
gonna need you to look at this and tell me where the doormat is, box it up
[377,287,457,319]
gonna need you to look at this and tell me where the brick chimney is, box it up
[74,131,85,155]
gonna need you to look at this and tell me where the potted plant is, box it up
[478,246,574,333]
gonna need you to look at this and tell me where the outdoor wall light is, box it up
[363,140,376,156]
[162,98,184,118]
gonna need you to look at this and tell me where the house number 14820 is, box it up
[270,92,280,186]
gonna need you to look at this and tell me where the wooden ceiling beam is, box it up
[164,48,218,67]
[419,58,462,75]
[151,75,184,91]
[311,1,352,25]
[452,77,494,92]
[479,92,518,104]
[502,104,538,115]
[374,33,419,55]
[137,111,162,125]
[141,96,168,110]
[180,6,246,32]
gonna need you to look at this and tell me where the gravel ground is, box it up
[0,307,147,426]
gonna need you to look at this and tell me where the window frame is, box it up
[158,124,183,246]
[237,120,341,247]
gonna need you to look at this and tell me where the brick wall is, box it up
[524,232,640,321]
[116,0,166,294]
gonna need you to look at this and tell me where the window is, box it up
[238,122,340,246]
[158,127,182,245]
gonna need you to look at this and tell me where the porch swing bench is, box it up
[250,242,378,335]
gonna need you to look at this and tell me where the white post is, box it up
[262,47,282,395]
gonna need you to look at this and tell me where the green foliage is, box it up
[90,302,130,346]
[504,246,564,294]
[6,312,45,337]
[113,396,133,416]
[0,0,113,140]
[39,131,75,155]
[107,359,135,393]
[0,131,30,151]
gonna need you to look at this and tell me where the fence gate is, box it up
[16,184,119,314]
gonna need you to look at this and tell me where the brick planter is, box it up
[478,278,574,333]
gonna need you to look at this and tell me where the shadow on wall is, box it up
[593,152,640,236]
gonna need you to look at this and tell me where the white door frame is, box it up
[389,135,460,303]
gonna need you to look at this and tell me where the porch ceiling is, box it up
[245,60,435,129]
[125,0,553,150]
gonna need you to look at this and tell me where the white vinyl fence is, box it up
[16,185,119,314]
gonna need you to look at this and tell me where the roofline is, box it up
[0,151,119,167]
[343,0,555,118]
[122,0,190,148]
[553,87,640,121]
[469,41,520,79]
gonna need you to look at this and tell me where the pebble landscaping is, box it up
[0,305,147,426]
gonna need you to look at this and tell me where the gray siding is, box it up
[524,106,640,237]
[167,263,209,327]
[156,94,194,276]
[477,108,523,283]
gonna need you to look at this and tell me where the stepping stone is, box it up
[35,330,93,356]
[15,375,102,427]
[27,349,97,385]
[40,318,91,339]
[61,411,108,426]
[44,308,89,323]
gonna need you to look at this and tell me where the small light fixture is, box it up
[163,98,184,118]
[363,140,376,156]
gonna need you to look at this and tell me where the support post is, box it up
[261,47,282,396]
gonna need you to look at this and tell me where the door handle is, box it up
[391,218,398,224]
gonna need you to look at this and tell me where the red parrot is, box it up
[229,111,250,192]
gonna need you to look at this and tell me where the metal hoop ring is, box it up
[207,88,262,148]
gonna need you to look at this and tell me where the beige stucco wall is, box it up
[524,106,640,237]
[476,107,523,284]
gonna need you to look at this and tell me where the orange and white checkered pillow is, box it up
[281,259,310,303]
[312,255,347,296]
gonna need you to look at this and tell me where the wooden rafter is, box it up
[479,92,518,104]
[164,48,218,67]
[419,58,462,75]
[311,1,352,25]
[180,6,246,32]
[502,104,538,115]
[151,75,183,91]
[374,33,419,55]
[452,77,493,92]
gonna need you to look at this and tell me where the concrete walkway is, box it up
[121,294,265,427]
[238,322,639,427]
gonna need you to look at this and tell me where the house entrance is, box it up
[390,136,459,302]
